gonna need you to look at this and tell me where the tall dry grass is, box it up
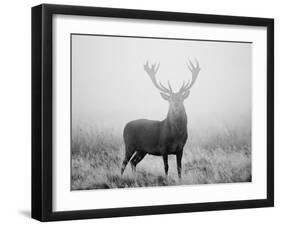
[71,124,251,190]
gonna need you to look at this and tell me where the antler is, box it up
[144,61,173,94]
[178,59,200,94]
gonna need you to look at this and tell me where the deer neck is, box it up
[166,105,187,135]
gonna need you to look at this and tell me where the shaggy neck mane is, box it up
[166,105,187,135]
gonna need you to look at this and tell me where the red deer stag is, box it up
[121,60,200,178]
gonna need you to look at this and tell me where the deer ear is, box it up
[182,90,190,100]
[160,92,170,101]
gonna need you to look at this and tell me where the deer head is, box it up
[144,60,200,116]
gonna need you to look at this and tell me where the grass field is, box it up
[71,124,251,190]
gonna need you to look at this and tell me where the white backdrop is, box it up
[0,0,279,225]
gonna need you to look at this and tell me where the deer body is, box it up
[124,111,188,156]
[121,60,200,178]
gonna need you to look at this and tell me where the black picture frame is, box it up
[31,3,274,222]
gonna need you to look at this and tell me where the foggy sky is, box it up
[71,34,251,131]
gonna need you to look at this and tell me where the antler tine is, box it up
[178,80,189,94]
[178,81,185,94]
[144,61,172,94]
[155,63,160,73]
[178,59,200,94]
[167,81,173,93]
[159,80,173,93]
[186,60,193,72]
[151,62,160,73]
[188,59,200,87]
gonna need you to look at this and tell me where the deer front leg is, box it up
[162,154,169,176]
[176,150,183,179]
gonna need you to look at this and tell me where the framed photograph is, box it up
[32,4,274,221]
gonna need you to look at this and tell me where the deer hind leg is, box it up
[121,145,135,175]
[130,151,146,173]
[162,154,169,176]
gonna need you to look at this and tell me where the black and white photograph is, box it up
[71,34,252,190]
[29,3,274,222]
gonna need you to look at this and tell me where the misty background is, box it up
[71,34,252,133]
[71,34,252,189]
